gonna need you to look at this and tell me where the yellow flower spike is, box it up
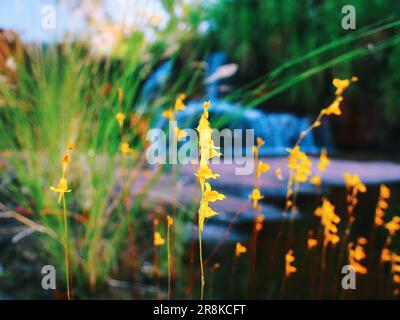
[287,146,312,184]
[162,109,175,121]
[115,112,126,128]
[249,188,264,209]
[348,239,368,274]
[174,94,186,112]
[120,142,131,157]
[235,242,247,257]
[67,142,74,150]
[315,198,341,246]
[154,231,165,247]
[50,177,72,204]
[385,216,400,235]
[256,160,270,178]
[285,249,297,277]
[318,148,330,172]
[195,100,224,300]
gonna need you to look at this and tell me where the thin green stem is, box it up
[62,196,71,300]
[167,224,171,300]
[198,227,205,300]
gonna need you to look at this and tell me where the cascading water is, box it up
[147,52,333,155]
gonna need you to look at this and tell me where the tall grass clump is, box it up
[0,38,197,297]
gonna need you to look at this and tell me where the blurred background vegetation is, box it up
[155,0,400,153]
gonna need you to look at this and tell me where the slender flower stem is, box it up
[198,226,205,300]
[62,196,71,300]
[167,222,171,300]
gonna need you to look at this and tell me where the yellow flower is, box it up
[249,188,264,209]
[255,215,264,231]
[343,173,367,193]
[50,178,71,203]
[385,216,400,235]
[203,100,210,118]
[203,182,226,202]
[392,253,400,273]
[256,137,265,148]
[256,160,270,178]
[323,96,343,116]
[115,112,126,128]
[154,231,165,246]
[174,94,186,112]
[318,148,330,172]
[380,184,391,199]
[381,248,392,263]
[310,175,321,187]
[375,208,385,227]
[195,164,220,186]
[162,109,175,121]
[198,201,220,232]
[285,249,297,277]
[307,238,318,250]
[167,215,174,226]
[315,198,341,246]
[235,242,247,257]
[275,167,284,180]
[120,142,131,157]
[333,78,351,96]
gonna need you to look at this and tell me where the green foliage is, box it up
[0,39,196,296]
[199,0,400,117]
